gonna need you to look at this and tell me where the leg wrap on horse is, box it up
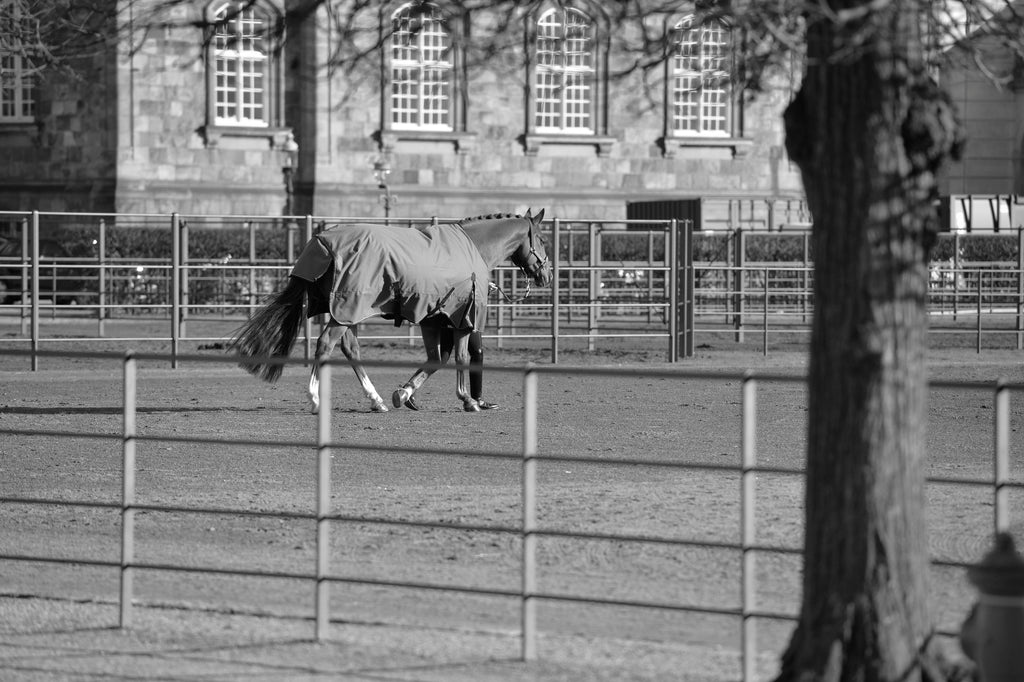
[469,330,484,400]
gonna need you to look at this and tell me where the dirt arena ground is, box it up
[2,330,1024,681]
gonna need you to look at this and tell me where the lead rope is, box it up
[490,279,532,304]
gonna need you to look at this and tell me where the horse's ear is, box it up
[524,208,533,220]
[534,208,545,223]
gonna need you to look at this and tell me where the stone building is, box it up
[937,8,1024,231]
[0,0,804,223]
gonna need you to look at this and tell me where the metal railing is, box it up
[0,348,1019,680]
[5,212,1024,368]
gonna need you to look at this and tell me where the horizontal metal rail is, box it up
[5,212,1024,366]
[1,348,1020,679]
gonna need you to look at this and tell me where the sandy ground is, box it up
[2,337,1020,681]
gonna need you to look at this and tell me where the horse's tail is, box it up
[228,276,307,383]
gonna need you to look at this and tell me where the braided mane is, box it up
[458,213,523,227]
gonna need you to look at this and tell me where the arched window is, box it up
[1,1,35,123]
[212,0,272,126]
[669,14,731,137]
[202,0,290,148]
[390,3,452,131]
[534,7,593,134]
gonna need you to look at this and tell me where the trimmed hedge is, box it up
[932,234,1019,262]
[13,223,1023,265]
[38,225,292,262]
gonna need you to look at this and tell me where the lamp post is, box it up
[372,157,397,225]
[282,133,300,261]
[282,134,299,218]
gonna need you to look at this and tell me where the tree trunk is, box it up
[775,2,965,680]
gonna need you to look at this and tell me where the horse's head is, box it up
[511,208,552,287]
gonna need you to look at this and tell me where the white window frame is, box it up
[0,56,34,123]
[390,3,452,132]
[212,0,270,127]
[534,7,594,135]
[669,14,732,138]
[0,1,36,123]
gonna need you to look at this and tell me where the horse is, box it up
[229,209,551,413]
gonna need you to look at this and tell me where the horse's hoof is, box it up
[463,402,481,413]
[371,399,389,413]
[392,388,411,409]
[476,400,499,410]
[404,395,420,411]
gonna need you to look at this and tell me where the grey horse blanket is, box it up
[291,223,490,330]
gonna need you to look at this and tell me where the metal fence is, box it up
[0,347,1018,680]
[3,212,1024,368]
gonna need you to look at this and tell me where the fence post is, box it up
[19,216,28,336]
[171,213,181,368]
[954,233,961,320]
[567,226,575,326]
[663,222,671,328]
[763,268,769,356]
[316,360,332,641]
[180,219,190,338]
[588,222,598,352]
[668,219,679,362]
[98,218,107,337]
[304,216,314,365]
[647,229,655,325]
[1017,228,1023,350]
[120,351,137,628]
[30,211,39,370]
[734,230,745,343]
[977,272,983,354]
[550,219,561,364]
[994,379,1010,535]
[802,232,810,323]
[681,219,694,357]
[741,372,758,682]
[248,221,257,319]
[521,365,538,660]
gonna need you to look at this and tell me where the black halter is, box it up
[518,224,549,281]
[496,224,548,303]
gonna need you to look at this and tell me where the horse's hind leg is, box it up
[337,326,389,413]
[451,331,479,412]
[392,326,444,408]
[308,322,342,414]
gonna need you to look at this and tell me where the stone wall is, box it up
[303,7,803,222]
[113,0,294,215]
[941,40,1022,196]
[1,1,804,222]
[0,46,118,212]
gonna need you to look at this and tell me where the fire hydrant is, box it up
[961,532,1024,681]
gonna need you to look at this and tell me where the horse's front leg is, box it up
[452,331,479,412]
[392,326,444,408]
[337,325,388,413]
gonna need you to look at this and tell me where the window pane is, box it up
[392,66,419,126]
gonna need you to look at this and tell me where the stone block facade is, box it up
[0,0,805,224]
